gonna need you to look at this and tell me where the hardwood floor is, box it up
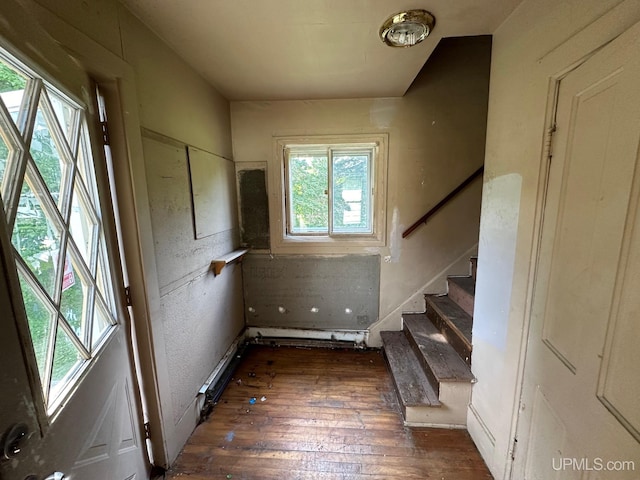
[167,345,493,480]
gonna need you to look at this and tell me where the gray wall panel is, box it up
[243,254,380,329]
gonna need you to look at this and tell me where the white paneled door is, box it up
[0,45,149,479]
[512,21,640,480]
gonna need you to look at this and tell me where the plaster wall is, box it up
[118,9,243,464]
[470,1,640,477]
[231,37,491,343]
[24,0,244,465]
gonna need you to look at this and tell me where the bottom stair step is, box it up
[381,330,472,428]
[381,331,440,408]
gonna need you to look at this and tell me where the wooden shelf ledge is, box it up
[211,248,249,276]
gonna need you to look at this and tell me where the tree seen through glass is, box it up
[289,154,328,232]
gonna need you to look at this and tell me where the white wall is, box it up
[470,1,640,478]
[231,37,491,344]
[21,0,245,466]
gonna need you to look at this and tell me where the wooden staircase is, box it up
[381,257,477,427]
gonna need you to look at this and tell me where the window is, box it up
[0,51,118,412]
[273,134,388,250]
[286,145,373,235]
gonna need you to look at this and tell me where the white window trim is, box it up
[270,133,388,253]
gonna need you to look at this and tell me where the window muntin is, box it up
[0,52,118,413]
[285,145,374,236]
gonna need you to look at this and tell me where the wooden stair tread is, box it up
[425,294,473,348]
[403,314,474,383]
[448,275,475,296]
[381,331,441,408]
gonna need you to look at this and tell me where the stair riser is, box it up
[405,406,468,428]
[426,302,472,366]
[439,381,472,408]
[404,382,471,427]
[448,279,474,317]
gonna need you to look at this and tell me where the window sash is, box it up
[330,149,372,235]
[285,145,374,236]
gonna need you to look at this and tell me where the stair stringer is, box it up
[367,243,478,347]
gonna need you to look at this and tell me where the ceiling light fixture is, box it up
[379,10,436,48]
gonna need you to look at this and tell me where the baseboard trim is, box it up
[404,421,467,429]
[199,336,242,394]
[244,326,367,345]
[467,404,498,476]
[468,404,496,445]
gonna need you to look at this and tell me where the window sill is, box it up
[271,233,386,254]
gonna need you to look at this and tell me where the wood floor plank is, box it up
[167,345,492,480]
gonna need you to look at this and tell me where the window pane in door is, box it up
[17,269,55,383]
[76,123,98,202]
[92,298,114,351]
[30,100,71,211]
[332,153,371,233]
[0,60,27,127]
[47,90,76,144]
[12,168,63,296]
[95,236,115,316]
[59,248,93,347]
[49,323,83,400]
[288,153,328,233]
[0,132,11,199]
[68,181,98,265]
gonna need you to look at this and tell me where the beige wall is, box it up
[117,8,243,465]
[118,11,232,158]
[471,0,640,478]
[22,0,245,466]
[231,37,491,343]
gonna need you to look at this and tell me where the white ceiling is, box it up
[120,0,522,101]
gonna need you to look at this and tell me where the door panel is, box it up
[0,38,148,480]
[513,22,640,479]
[597,175,640,441]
